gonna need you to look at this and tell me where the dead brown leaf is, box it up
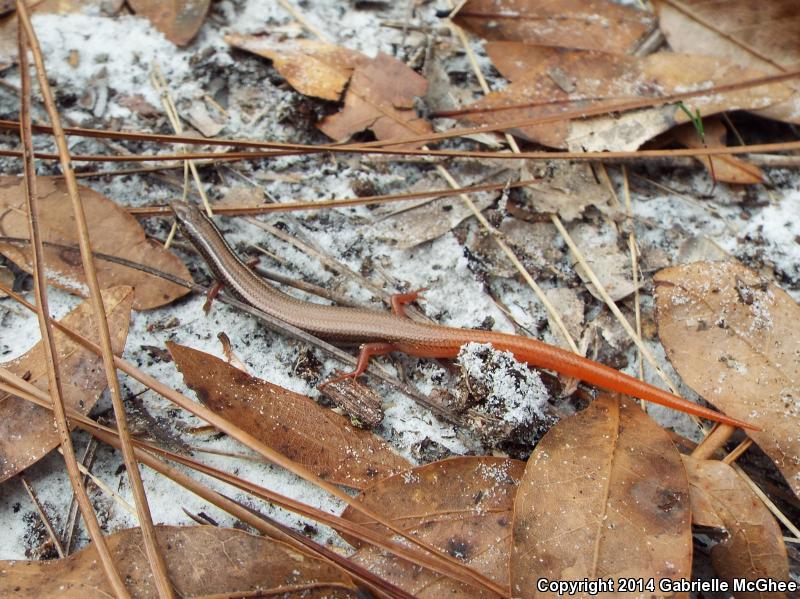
[453,0,656,54]
[0,286,133,483]
[218,185,266,208]
[654,261,800,498]
[168,342,410,489]
[318,53,431,143]
[469,218,560,280]
[127,0,210,46]
[225,34,368,101]
[343,456,524,598]
[225,36,430,144]
[511,394,692,594]
[184,100,226,137]
[516,162,617,221]
[543,287,585,350]
[459,44,793,150]
[676,236,731,265]
[656,0,800,124]
[569,221,640,301]
[672,117,764,184]
[0,176,191,311]
[365,171,500,248]
[0,525,358,598]
[684,457,790,597]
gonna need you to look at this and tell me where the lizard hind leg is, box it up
[320,342,398,387]
[202,257,261,314]
[203,281,224,314]
[390,288,428,317]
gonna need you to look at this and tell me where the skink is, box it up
[170,201,756,430]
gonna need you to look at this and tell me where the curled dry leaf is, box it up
[656,0,800,124]
[470,218,560,280]
[0,525,358,598]
[672,117,764,185]
[0,176,191,311]
[0,286,133,483]
[225,34,368,101]
[343,457,524,598]
[168,342,410,489]
[675,236,731,265]
[365,171,499,248]
[453,0,656,54]
[511,394,692,595]
[226,35,430,144]
[683,457,789,597]
[318,53,431,144]
[543,287,584,350]
[654,261,800,497]
[127,0,210,46]
[184,101,226,137]
[569,221,640,302]
[459,45,793,151]
[516,162,617,222]
[366,192,495,249]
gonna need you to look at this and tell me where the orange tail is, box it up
[456,330,758,431]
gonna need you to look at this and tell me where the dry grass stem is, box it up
[15,5,175,597]
[0,288,507,597]
[5,136,800,165]
[275,0,331,42]
[58,449,138,517]
[691,424,736,460]
[14,9,131,595]
[0,364,488,597]
[633,173,734,232]
[551,217,688,395]
[20,476,65,558]
[732,464,800,539]
[0,114,800,162]
[622,166,645,382]
[62,438,98,554]
[127,176,542,217]
[150,64,213,217]
[446,11,582,353]
[722,439,753,465]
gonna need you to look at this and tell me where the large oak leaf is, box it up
[0,286,133,482]
[684,457,789,598]
[0,525,357,597]
[0,176,190,310]
[169,342,410,489]
[655,261,800,497]
[511,394,692,595]
[343,456,524,598]
[458,45,792,150]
